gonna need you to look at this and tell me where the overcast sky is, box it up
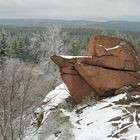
[0,0,140,21]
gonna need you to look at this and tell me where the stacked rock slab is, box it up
[51,35,140,103]
[87,35,139,71]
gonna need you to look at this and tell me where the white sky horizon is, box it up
[0,0,140,22]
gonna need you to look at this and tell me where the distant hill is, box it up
[0,19,140,32]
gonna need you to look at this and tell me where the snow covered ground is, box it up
[27,84,140,140]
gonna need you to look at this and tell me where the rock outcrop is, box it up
[51,35,140,103]
[29,84,140,140]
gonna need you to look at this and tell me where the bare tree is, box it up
[0,58,39,140]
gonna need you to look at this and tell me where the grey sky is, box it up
[0,0,140,21]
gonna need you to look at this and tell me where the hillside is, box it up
[28,84,140,140]
[0,19,140,32]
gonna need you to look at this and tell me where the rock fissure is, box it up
[80,62,137,72]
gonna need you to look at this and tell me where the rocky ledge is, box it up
[30,84,140,140]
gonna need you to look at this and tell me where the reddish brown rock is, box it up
[60,67,94,103]
[61,74,93,103]
[51,55,92,68]
[50,55,76,68]
[87,35,139,71]
[87,35,132,55]
[60,67,78,75]
[78,55,136,72]
[75,63,139,96]
[51,35,140,103]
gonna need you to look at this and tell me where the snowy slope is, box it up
[28,84,140,140]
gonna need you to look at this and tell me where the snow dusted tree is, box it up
[37,26,71,90]
[40,26,68,60]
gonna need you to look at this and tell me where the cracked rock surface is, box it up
[51,35,140,103]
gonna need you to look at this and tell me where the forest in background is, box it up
[1,25,140,62]
[0,25,140,140]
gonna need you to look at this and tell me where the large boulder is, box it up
[51,35,140,103]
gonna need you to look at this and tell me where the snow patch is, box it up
[59,55,92,59]
[132,95,140,99]
[43,83,70,111]
[99,45,122,51]
[120,42,126,45]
